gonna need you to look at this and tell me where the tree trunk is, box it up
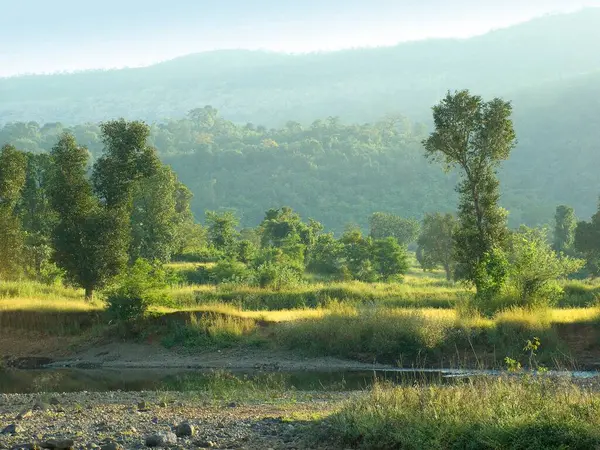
[444,263,452,282]
[84,286,94,301]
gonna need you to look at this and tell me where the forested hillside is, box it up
[2,10,600,229]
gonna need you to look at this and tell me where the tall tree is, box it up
[49,133,129,299]
[18,153,57,278]
[574,201,600,276]
[423,90,516,296]
[417,213,457,281]
[0,144,27,279]
[553,205,577,254]
[369,212,420,246]
[92,119,159,208]
[205,210,239,251]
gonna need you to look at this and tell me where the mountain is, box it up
[1,9,600,125]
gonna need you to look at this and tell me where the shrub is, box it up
[210,259,251,284]
[105,259,168,321]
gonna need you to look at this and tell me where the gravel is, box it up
[0,391,341,449]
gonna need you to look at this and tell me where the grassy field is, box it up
[2,263,600,369]
[323,377,600,449]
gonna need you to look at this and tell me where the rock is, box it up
[227,402,237,408]
[40,439,74,449]
[32,401,49,412]
[1,424,22,435]
[15,409,32,420]
[137,401,148,411]
[145,432,177,447]
[194,441,217,449]
[49,398,61,406]
[99,444,122,450]
[85,445,101,450]
[175,422,194,438]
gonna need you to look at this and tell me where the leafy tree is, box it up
[0,144,27,278]
[574,201,600,276]
[49,133,129,299]
[130,165,185,263]
[339,227,376,282]
[423,90,516,297]
[508,226,584,305]
[235,239,258,264]
[308,233,344,275]
[553,205,577,254]
[371,237,409,280]
[417,213,457,280]
[205,210,239,251]
[369,212,420,246]
[92,119,160,208]
[18,153,58,278]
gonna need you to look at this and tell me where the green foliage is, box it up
[371,237,409,280]
[210,259,251,284]
[130,166,192,263]
[424,90,515,295]
[307,233,344,276]
[417,213,457,280]
[105,259,168,321]
[575,201,600,276]
[369,212,420,246]
[554,205,577,254]
[205,210,240,251]
[92,119,160,207]
[508,227,584,306]
[339,227,375,282]
[0,144,27,279]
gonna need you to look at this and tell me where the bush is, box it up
[105,259,169,321]
[252,262,304,290]
[210,259,252,284]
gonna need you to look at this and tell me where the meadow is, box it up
[2,261,600,370]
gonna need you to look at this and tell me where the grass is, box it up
[324,377,600,449]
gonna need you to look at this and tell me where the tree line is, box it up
[1,91,599,317]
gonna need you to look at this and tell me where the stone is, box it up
[100,444,123,450]
[1,424,22,435]
[227,402,237,408]
[145,432,177,447]
[194,442,216,449]
[137,401,148,411]
[15,409,32,420]
[49,398,61,406]
[175,422,194,438]
[40,439,74,449]
[32,401,49,412]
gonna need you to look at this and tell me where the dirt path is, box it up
[46,342,394,372]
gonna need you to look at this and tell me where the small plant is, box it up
[504,357,522,372]
[524,336,542,369]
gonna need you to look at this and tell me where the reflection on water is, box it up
[0,368,598,394]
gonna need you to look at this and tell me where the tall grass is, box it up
[326,378,600,449]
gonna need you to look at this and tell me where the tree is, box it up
[423,90,516,297]
[0,144,27,278]
[92,119,159,208]
[205,210,239,251]
[18,153,58,278]
[574,201,600,276]
[554,205,577,254]
[417,213,457,280]
[130,166,184,263]
[339,227,376,282]
[49,133,129,299]
[372,237,409,280]
[509,226,584,305]
[308,233,344,275]
[369,212,420,246]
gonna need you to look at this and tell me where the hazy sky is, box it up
[2,0,600,76]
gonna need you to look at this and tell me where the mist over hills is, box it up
[2,9,600,228]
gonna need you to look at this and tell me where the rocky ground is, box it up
[0,391,345,450]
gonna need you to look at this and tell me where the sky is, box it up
[1,0,600,76]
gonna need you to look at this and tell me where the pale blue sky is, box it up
[2,0,600,76]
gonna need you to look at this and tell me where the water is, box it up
[1,367,599,394]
